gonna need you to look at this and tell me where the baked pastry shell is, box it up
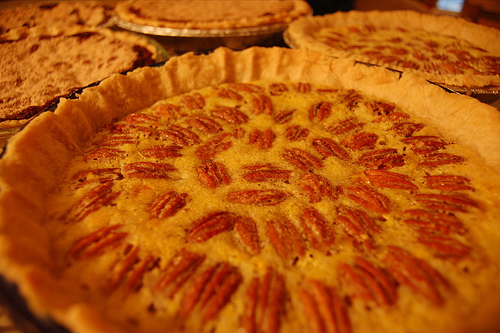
[0,47,500,332]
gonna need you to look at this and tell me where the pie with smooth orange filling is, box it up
[0,47,499,333]
[114,0,312,31]
[285,10,500,89]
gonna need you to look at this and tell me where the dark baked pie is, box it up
[285,10,500,89]
[0,1,114,34]
[0,26,159,123]
[0,47,499,333]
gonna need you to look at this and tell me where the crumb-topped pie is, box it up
[0,26,160,123]
[0,47,500,333]
[0,1,114,34]
[114,0,312,31]
[285,10,500,89]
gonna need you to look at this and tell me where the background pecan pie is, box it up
[285,10,500,89]
[0,47,499,333]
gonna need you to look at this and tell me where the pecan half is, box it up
[248,129,275,149]
[358,148,405,169]
[182,92,205,110]
[122,162,176,179]
[273,109,295,124]
[242,268,286,333]
[186,115,223,134]
[383,246,451,305]
[195,133,232,160]
[300,207,335,252]
[300,173,338,203]
[211,106,249,124]
[84,147,127,161]
[140,145,183,159]
[266,216,306,262]
[285,125,310,142]
[419,153,465,168]
[197,161,231,188]
[328,117,363,135]
[337,207,379,251]
[312,138,351,161]
[68,182,120,222]
[401,135,447,149]
[186,211,237,243]
[252,94,274,115]
[341,185,391,214]
[160,125,201,146]
[148,191,188,219]
[229,83,264,93]
[417,235,470,259]
[309,101,332,122]
[216,87,244,101]
[403,209,466,236]
[234,216,261,254]
[390,122,425,137]
[94,135,135,147]
[227,190,288,206]
[339,257,397,306]
[424,175,474,192]
[299,279,352,333]
[108,246,156,292]
[179,262,243,322]
[151,103,181,118]
[269,83,289,95]
[71,168,122,187]
[282,148,323,171]
[342,89,363,109]
[123,113,160,126]
[365,100,396,116]
[342,132,379,150]
[69,224,127,259]
[425,175,475,192]
[155,249,205,298]
[363,169,418,192]
[107,124,153,138]
[413,193,478,213]
[242,164,292,183]
[295,82,312,93]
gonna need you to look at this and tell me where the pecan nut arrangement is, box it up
[0,47,499,333]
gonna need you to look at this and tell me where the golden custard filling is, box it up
[43,81,498,333]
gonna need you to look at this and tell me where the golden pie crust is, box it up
[0,26,159,123]
[0,47,500,333]
[114,0,312,30]
[285,10,500,89]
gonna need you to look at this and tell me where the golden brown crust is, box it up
[0,47,499,333]
[285,10,500,88]
[115,0,312,30]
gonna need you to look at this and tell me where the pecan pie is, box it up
[0,47,500,333]
[285,10,500,89]
[114,0,312,30]
[0,26,159,123]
